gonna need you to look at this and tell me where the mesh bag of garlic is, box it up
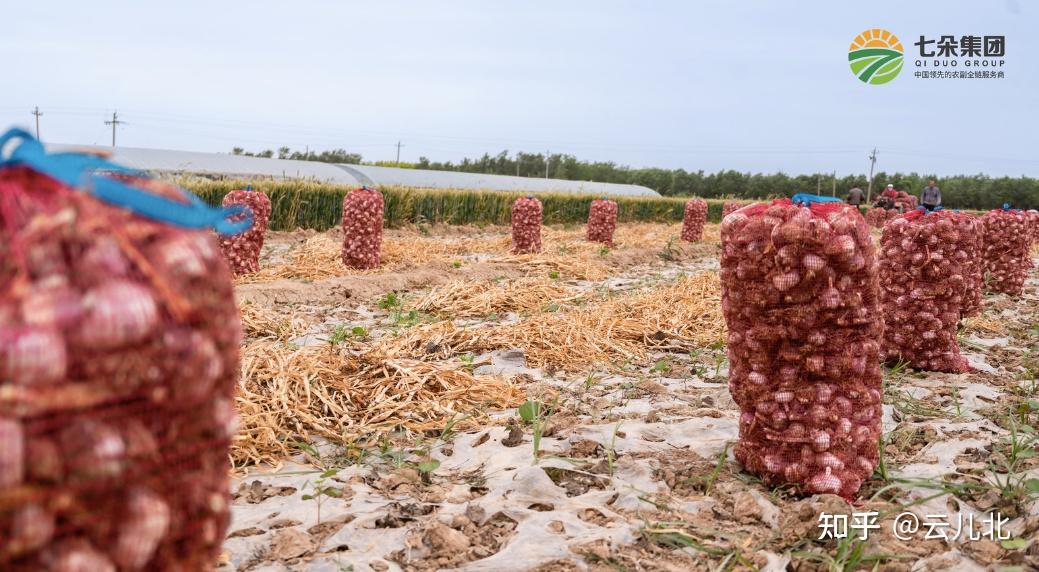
[956,213,984,318]
[982,209,1034,296]
[721,199,883,498]
[722,201,741,219]
[510,196,543,254]
[0,130,244,571]
[341,187,384,270]
[586,198,617,247]
[218,188,271,276]
[1027,209,1039,246]
[865,207,892,229]
[879,210,971,372]
[680,199,708,242]
[893,191,917,212]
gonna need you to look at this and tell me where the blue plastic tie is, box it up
[0,128,252,235]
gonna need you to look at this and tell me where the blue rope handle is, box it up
[0,128,252,235]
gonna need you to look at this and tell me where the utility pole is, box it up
[395,140,403,167]
[865,148,878,204]
[831,170,837,197]
[816,175,821,194]
[545,150,550,179]
[104,111,124,147]
[31,106,43,139]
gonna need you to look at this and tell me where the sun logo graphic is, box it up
[848,29,904,85]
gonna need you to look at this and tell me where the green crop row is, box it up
[185,180,750,231]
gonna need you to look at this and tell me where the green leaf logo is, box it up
[849,29,904,85]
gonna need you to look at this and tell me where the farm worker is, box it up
[920,180,942,212]
[882,184,897,198]
[846,186,864,206]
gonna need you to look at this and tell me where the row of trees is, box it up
[232,146,362,164]
[229,147,1038,210]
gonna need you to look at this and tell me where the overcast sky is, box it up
[2,0,1036,176]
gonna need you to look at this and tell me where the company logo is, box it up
[848,29,904,85]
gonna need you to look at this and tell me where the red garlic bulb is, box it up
[111,488,171,570]
[681,199,708,242]
[341,187,384,269]
[511,196,543,254]
[586,198,618,246]
[41,539,116,572]
[74,281,159,350]
[1,326,67,386]
[7,504,55,557]
[0,417,25,487]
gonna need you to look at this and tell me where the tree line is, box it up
[232,146,362,165]
[229,147,1039,210]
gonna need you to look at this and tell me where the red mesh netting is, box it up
[879,211,971,372]
[586,199,617,247]
[681,199,708,242]
[956,213,984,318]
[721,199,882,498]
[865,207,898,229]
[722,201,741,218]
[218,189,271,276]
[1027,210,1039,246]
[982,210,1033,296]
[511,196,542,254]
[341,187,384,270]
[0,166,240,570]
[894,191,917,211]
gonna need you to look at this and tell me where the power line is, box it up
[104,111,125,147]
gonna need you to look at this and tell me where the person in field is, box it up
[921,179,942,211]
[846,185,864,206]
[873,184,897,210]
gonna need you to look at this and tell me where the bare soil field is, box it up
[219,223,1039,572]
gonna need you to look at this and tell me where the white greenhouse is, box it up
[47,144,661,197]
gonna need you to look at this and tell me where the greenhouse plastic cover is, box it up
[46,144,661,197]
